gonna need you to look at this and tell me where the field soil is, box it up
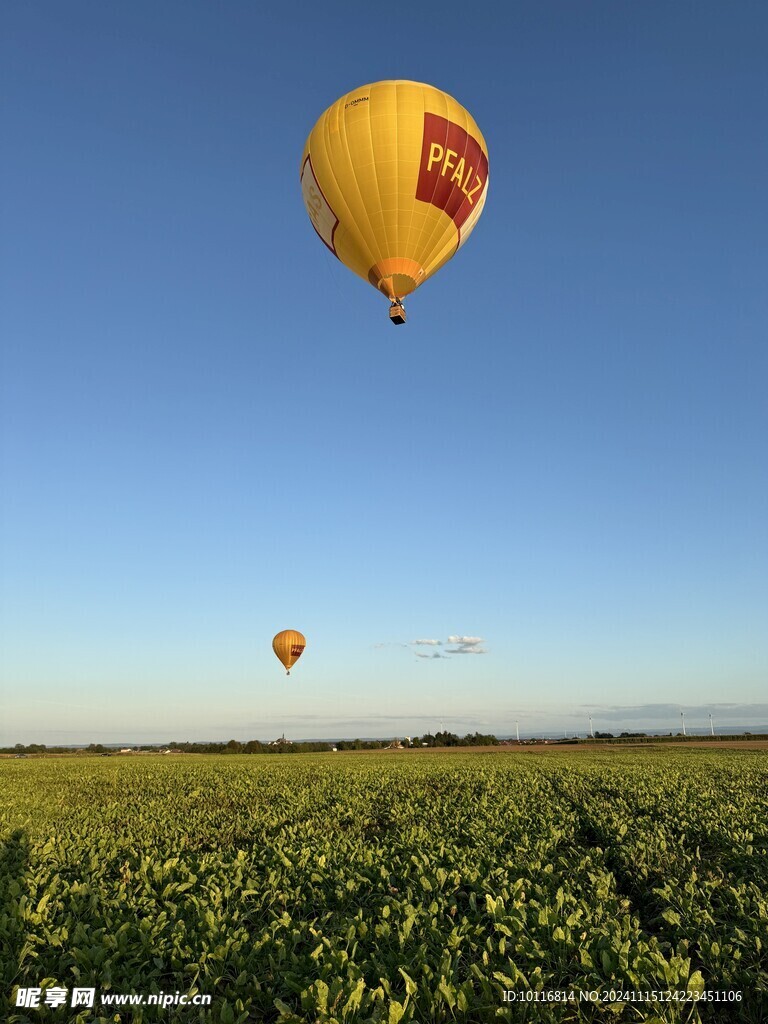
[349,738,768,754]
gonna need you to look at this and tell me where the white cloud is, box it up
[445,636,487,655]
[379,634,489,658]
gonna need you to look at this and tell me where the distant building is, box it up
[268,734,292,746]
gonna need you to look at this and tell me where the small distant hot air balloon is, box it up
[272,630,306,676]
[301,80,489,324]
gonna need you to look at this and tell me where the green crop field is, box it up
[1,749,766,1023]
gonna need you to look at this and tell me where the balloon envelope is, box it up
[272,630,306,675]
[301,80,489,307]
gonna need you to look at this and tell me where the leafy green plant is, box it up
[1,749,765,1022]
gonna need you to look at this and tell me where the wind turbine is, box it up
[589,714,594,738]
[680,710,686,737]
[709,713,714,736]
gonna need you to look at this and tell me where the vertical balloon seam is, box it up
[337,86,387,277]
[444,102,485,261]
[314,110,362,273]
[457,102,488,254]
[463,166,489,252]
[302,153,339,259]
[455,102,473,254]
[427,91,465,277]
[424,98,473,272]
[366,85,393,288]
[424,99,485,279]
[316,109,377,281]
[417,88,455,285]
[414,87,441,272]
[342,104,385,280]
[363,82,391,281]
[400,81,423,285]
[436,93,474,264]
[439,100,473,263]
[428,232,461,284]
[468,111,489,252]
[315,99,370,282]
[391,82,401,274]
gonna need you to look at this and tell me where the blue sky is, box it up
[2,2,767,743]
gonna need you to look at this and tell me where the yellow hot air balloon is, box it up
[272,630,306,676]
[301,80,489,324]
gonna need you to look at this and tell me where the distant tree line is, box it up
[412,732,499,747]
[164,732,500,753]
[3,732,500,756]
[1,743,167,755]
[5,732,767,756]
[592,732,650,739]
[173,739,341,754]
